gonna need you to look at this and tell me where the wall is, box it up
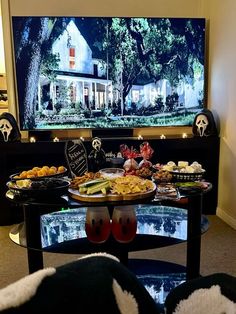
[7,0,202,16]
[0,2,5,73]
[0,74,7,115]
[0,1,8,114]
[1,0,204,139]
[201,0,236,228]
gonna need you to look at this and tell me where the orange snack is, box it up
[57,166,66,173]
[48,168,57,175]
[32,167,41,171]
[37,169,47,177]
[26,170,35,176]
[50,166,57,172]
[19,171,27,178]
[42,166,50,173]
[26,174,35,178]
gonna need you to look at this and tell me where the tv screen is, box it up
[12,16,206,130]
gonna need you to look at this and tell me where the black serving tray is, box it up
[6,178,70,199]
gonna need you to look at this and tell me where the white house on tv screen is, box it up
[37,20,204,113]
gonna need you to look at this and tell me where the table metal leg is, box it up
[27,248,44,274]
[23,204,44,273]
[186,192,203,280]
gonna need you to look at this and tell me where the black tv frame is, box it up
[11,16,207,132]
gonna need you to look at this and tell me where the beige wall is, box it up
[8,0,202,17]
[0,3,5,73]
[202,0,236,228]
[0,1,7,114]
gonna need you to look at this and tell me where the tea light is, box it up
[80,136,84,141]
[29,136,36,143]
[53,137,59,142]
[138,134,143,140]
[182,133,188,138]
[160,134,166,139]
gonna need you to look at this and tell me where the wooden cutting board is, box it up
[68,182,156,202]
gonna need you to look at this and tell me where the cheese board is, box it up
[68,182,156,202]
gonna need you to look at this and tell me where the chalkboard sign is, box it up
[65,139,88,178]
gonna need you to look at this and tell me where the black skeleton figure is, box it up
[88,137,106,172]
[0,112,21,142]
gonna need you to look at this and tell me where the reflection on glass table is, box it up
[139,272,186,305]
[136,205,188,240]
[41,208,87,248]
[40,205,208,248]
[128,259,186,307]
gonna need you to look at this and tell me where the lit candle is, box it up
[182,133,188,138]
[29,136,36,143]
[138,134,143,140]
[160,134,166,139]
[53,137,59,142]
[80,136,84,141]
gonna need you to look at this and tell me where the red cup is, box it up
[111,206,137,243]
[85,207,111,243]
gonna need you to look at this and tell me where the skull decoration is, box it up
[192,109,218,137]
[196,114,209,137]
[0,118,13,142]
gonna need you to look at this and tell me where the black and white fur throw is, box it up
[164,273,236,314]
[0,253,159,314]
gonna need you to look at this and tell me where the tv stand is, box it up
[92,128,133,139]
[28,130,52,141]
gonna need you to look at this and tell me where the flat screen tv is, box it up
[11,16,206,130]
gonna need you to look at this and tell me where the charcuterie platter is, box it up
[69,184,156,202]
[68,175,156,202]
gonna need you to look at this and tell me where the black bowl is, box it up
[169,170,205,182]
[6,178,70,199]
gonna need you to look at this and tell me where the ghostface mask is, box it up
[0,118,13,142]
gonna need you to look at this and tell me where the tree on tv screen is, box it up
[13,17,205,129]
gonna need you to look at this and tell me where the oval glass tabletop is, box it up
[9,204,209,254]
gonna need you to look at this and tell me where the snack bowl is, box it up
[152,170,173,183]
[135,167,153,179]
[7,178,70,199]
[10,166,67,181]
[169,169,205,182]
[99,168,125,180]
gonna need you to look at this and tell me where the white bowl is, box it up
[99,168,125,179]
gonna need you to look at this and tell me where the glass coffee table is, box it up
[7,185,210,308]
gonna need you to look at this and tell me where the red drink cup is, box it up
[85,207,111,243]
[111,206,137,243]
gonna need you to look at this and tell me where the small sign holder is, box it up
[65,139,88,178]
